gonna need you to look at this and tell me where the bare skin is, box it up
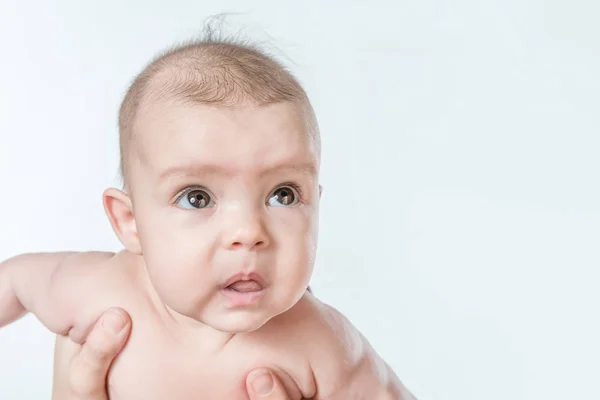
[3,250,411,399]
[54,307,293,400]
[1,102,416,399]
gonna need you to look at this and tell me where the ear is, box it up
[102,188,142,254]
[319,185,323,199]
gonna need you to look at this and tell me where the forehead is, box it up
[134,100,319,179]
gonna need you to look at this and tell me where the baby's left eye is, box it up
[268,186,299,207]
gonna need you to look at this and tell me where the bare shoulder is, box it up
[269,293,416,399]
[52,251,148,396]
[58,250,121,275]
[53,250,142,342]
[256,293,359,396]
[57,250,142,289]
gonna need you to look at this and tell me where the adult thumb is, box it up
[246,369,291,399]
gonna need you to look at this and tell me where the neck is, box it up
[162,305,237,352]
[127,251,237,352]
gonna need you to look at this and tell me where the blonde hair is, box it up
[118,27,319,187]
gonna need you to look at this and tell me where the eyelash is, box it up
[173,185,209,204]
[173,182,305,204]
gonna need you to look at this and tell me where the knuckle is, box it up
[85,331,116,363]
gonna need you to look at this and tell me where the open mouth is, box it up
[221,274,266,306]
[225,279,263,292]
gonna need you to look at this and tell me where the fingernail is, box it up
[250,369,274,397]
[101,309,127,334]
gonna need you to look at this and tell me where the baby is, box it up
[0,35,412,399]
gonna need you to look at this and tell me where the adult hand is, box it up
[62,308,291,400]
[246,368,292,399]
[62,308,131,400]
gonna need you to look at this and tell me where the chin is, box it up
[211,310,273,334]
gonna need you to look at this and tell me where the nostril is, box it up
[229,240,266,249]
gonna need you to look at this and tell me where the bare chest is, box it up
[104,316,309,400]
[66,254,316,399]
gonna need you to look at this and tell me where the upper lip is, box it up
[222,272,266,289]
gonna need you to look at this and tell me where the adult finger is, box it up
[67,308,131,399]
[246,369,291,400]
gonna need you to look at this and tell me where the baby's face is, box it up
[128,100,320,333]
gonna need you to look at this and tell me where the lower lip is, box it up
[220,287,265,307]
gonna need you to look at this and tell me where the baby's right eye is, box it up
[177,189,214,209]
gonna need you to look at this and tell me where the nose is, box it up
[223,208,269,251]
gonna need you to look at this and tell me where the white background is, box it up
[0,1,598,399]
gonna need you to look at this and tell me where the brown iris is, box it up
[273,187,295,205]
[187,190,210,208]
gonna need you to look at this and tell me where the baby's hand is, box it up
[62,308,293,400]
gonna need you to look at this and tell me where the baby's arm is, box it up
[0,252,111,342]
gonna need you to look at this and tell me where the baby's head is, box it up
[103,36,322,333]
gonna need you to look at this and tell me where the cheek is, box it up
[135,211,215,290]
[298,205,320,251]
[138,208,215,254]
[272,207,318,278]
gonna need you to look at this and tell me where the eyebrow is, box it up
[158,162,317,182]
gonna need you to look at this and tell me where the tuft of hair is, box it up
[117,19,318,188]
